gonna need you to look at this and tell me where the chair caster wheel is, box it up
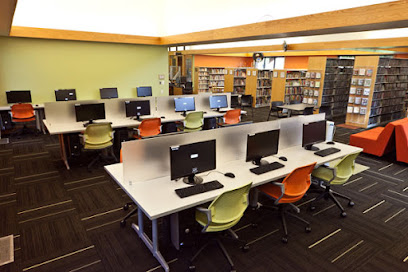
[241,244,250,252]
[251,223,258,228]
[189,265,196,271]
[305,226,312,233]
[281,236,288,243]
[310,206,316,211]
[123,204,129,211]
[120,220,126,227]
[348,201,355,207]
[341,212,347,218]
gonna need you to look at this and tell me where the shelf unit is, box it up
[255,70,272,107]
[195,67,210,93]
[208,68,226,93]
[301,70,322,106]
[321,58,354,119]
[284,70,306,104]
[233,68,247,94]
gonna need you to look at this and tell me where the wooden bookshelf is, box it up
[194,67,210,93]
[284,70,307,104]
[233,68,247,94]
[255,69,272,107]
[208,67,226,93]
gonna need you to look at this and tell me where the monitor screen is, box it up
[170,140,216,182]
[55,89,77,101]
[302,120,326,149]
[125,100,150,118]
[100,88,118,99]
[137,86,152,97]
[74,103,106,122]
[246,129,280,164]
[174,97,195,112]
[6,90,32,104]
[209,95,228,109]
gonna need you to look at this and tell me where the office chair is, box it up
[289,100,301,104]
[81,123,118,169]
[311,152,360,217]
[219,109,241,126]
[319,105,333,120]
[267,101,286,120]
[231,95,240,108]
[10,103,37,136]
[240,95,254,117]
[183,82,193,94]
[189,182,252,271]
[133,118,161,139]
[303,106,314,115]
[183,111,204,132]
[258,162,316,243]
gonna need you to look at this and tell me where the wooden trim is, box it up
[161,1,408,45]
[0,0,17,35]
[9,26,162,45]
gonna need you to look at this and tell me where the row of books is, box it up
[284,95,303,103]
[233,79,245,85]
[305,72,321,79]
[256,96,271,107]
[302,98,318,105]
[198,76,209,80]
[322,87,349,96]
[351,78,372,87]
[304,80,321,87]
[209,68,226,74]
[285,86,303,95]
[352,68,374,77]
[370,104,404,117]
[371,98,404,108]
[375,75,408,82]
[349,97,369,105]
[372,90,405,100]
[233,87,245,94]
[257,79,271,87]
[326,59,355,68]
[322,94,349,103]
[209,82,224,87]
[303,89,319,96]
[324,73,353,81]
[374,83,408,91]
[347,106,367,115]
[286,81,303,87]
[209,75,224,80]
[323,81,351,88]
[234,70,246,77]
[350,87,370,96]
[258,70,272,78]
[377,67,408,75]
[286,71,306,79]
[325,66,353,74]
[378,58,408,67]
[256,89,271,96]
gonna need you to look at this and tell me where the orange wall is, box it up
[194,55,253,68]
[395,54,408,59]
[284,56,309,69]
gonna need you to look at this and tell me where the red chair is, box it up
[11,103,37,135]
[395,122,408,163]
[349,118,408,156]
[258,162,316,243]
[133,118,161,139]
[223,109,241,125]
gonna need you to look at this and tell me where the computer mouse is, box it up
[326,141,335,145]
[161,116,165,119]
[279,156,288,162]
[224,172,235,178]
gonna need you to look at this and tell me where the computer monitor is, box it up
[246,129,280,165]
[209,95,228,110]
[174,97,195,116]
[170,139,216,185]
[6,90,32,104]
[100,88,118,99]
[124,100,150,120]
[74,103,106,125]
[302,120,326,151]
[55,89,77,101]
[137,86,152,97]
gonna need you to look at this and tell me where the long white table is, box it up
[0,103,46,134]
[278,103,318,117]
[105,141,362,272]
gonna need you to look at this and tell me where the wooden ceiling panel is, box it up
[0,0,17,36]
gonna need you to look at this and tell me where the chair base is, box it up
[310,185,354,217]
[11,124,39,137]
[87,146,118,170]
[120,203,138,227]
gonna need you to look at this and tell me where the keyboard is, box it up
[175,180,224,198]
[314,147,341,157]
[250,162,285,175]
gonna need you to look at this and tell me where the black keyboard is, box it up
[175,180,224,198]
[314,147,341,157]
[250,162,285,175]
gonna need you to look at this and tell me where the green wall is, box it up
[0,37,169,105]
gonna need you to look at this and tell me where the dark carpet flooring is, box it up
[0,108,407,272]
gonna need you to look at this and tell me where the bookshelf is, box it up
[284,70,306,104]
[233,68,247,94]
[194,67,210,93]
[301,70,322,106]
[208,68,226,93]
[256,69,272,107]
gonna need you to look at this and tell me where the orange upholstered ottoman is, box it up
[395,122,408,163]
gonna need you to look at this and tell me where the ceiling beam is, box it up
[0,0,17,36]
[9,26,162,45]
[161,1,408,46]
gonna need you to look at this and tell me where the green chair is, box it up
[311,152,361,217]
[82,123,118,169]
[184,111,204,132]
[189,182,252,272]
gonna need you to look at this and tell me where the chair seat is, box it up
[84,141,113,150]
[12,117,35,122]
[351,127,383,141]
[259,182,304,203]
[312,167,334,182]
[196,209,242,232]
[184,127,202,132]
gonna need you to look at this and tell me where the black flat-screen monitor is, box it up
[74,103,106,123]
[55,89,77,101]
[170,139,216,185]
[125,100,150,120]
[174,97,195,115]
[100,88,118,99]
[137,86,152,97]
[246,129,280,165]
[209,95,228,109]
[6,90,32,104]
[302,120,326,151]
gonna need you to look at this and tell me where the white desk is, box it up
[0,104,46,133]
[278,104,317,117]
[105,141,362,272]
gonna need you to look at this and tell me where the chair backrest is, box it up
[223,109,241,125]
[378,118,408,154]
[84,123,113,145]
[241,95,252,105]
[271,101,284,110]
[281,162,316,200]
[319,105,332,119]
[11,103,35,119]
[303,106,314,115]
[184,111,204,129]
[396,122,408,163]
[331,152,360,185]
[231,95,239,108]
[139,118,161,138]
[207,182,252,224]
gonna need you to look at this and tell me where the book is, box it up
[311,72,316,79]
[364,79,372,87]
[315,81,320,88]
[353,69,359,76]
[308,98,313,104]
[305,72,311,78]
[353,106,360,113]
[358,79,365,86]
[359,68,366,76]
[313,99,318,105]
[363,88,370,96]
[350,87,356,94]
[360,107,367,115]
[349,97,355,103]
[314,90,319,97]
[347,106,353,113]
[366,69,373,77]
[316,72,321,79]
[309,90,314,96]
[355,97,361,105]
[302,97,308,103]
[310,81,315,87]
[361,98,368,106]
[351,78,358,85]
[356,88,362,95]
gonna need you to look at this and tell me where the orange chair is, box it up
[11,103,37,135]
[133,118,161,139]
[258,162,316,243]
[223,109,241,125]
[349,118,408,156]
[395,122,408,163]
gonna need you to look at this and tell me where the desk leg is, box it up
[132,210,170,272]
[249,188,259,208]
[287,109,292,118]
[58,134,70,170]
[170,213,180,250]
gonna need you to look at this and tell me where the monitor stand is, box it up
[133,115,141,121]
[183,174,203,185]
[304,144,320,151]
[181,111,187,117]
[253,158,269,166]
[83,120,94,127]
